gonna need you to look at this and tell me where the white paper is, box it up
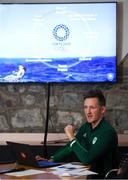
[5,169,45,177]
[50,163,86,170]
[51,163,97,177]
[69,169,98,176]
[53,169,97,177]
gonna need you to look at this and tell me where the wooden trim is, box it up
[0,133,128,146]
[118,134,128,147]
[0,133,67,145]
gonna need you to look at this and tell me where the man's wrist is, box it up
[69,137,75,141]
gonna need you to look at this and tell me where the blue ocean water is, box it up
[0,56,116,83]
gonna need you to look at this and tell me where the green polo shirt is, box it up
[52,118,119,177]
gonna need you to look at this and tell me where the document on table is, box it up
[50,163,87,170]
[50,163,97,177]
[5,169,45,177]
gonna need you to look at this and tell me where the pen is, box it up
[0,167,25,174]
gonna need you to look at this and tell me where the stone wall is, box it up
[0,62,128,134]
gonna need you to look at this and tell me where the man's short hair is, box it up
[84,89,106,106]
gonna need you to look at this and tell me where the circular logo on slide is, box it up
[53,24,70,41]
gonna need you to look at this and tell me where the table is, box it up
[0,163,88,179]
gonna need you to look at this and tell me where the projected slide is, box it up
[0,3,117,83]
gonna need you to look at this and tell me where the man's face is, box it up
[84,97,106,124]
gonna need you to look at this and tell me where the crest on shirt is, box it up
[92,137,97,144]
[83,133,87,138]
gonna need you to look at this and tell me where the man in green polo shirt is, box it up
[51,89,119,178]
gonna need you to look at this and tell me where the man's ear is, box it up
[101,106,107,114]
